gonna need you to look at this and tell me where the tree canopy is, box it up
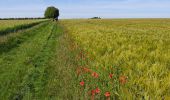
[44,6,59,19]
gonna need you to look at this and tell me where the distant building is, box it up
[91,17,101,19]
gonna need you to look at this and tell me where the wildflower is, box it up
[109,74,113,78]
[92,72,99,78]
[95,88,100,94]
[119,76,127,84]
[104,92,111,97]
[80,81,85,86]
[91,90,96,96]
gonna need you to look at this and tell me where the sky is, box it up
[0,0,170,18]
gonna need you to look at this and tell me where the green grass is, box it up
[0,21,81,100]
[0,19,170,100]
[0,21,53,99]
[0,22,48,54]
[0,20,46,36]
[0,20,45,31]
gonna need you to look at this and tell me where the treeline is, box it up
[0,17,46,20]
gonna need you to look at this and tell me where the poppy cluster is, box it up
[78,66,127,99]
[91,72,99,78]
[91,87,100,96]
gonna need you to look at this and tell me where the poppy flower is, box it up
[91,90,96,96]
[109,74,113,78]
[95,88,100,94]
[119,76,127,84]
[105,92,111,97]
[92,72,99,78]
[80,81,85,86]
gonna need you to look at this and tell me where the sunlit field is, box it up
[0,19,169,99]
[0,20,44,31]
[1,0,170,99]
[61,19,170,99]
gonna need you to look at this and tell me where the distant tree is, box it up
[44,6,59,21]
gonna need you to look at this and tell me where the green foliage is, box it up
[44,6,59,19]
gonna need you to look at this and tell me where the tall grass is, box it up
[0,19,47,35]
[61,19,170,99]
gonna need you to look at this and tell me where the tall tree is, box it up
[44,6,59,21]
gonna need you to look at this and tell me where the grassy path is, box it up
[40,26,80,100]
[0,22,53,99]
[0,21,80,100]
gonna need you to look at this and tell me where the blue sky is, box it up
[0,0,170,18]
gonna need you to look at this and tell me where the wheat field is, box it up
[61,19,170,99]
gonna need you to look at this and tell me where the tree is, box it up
[44,6,59,21]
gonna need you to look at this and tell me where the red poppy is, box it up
[105,92,111,97]
[91,90,96,96]
[95,88,100,94]
[119,76,127,84]
[109,74,113,78]
[80,81,85,86]
[92,72,99,78]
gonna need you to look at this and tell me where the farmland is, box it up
[61,19,170,99]
[0,19,170,100]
